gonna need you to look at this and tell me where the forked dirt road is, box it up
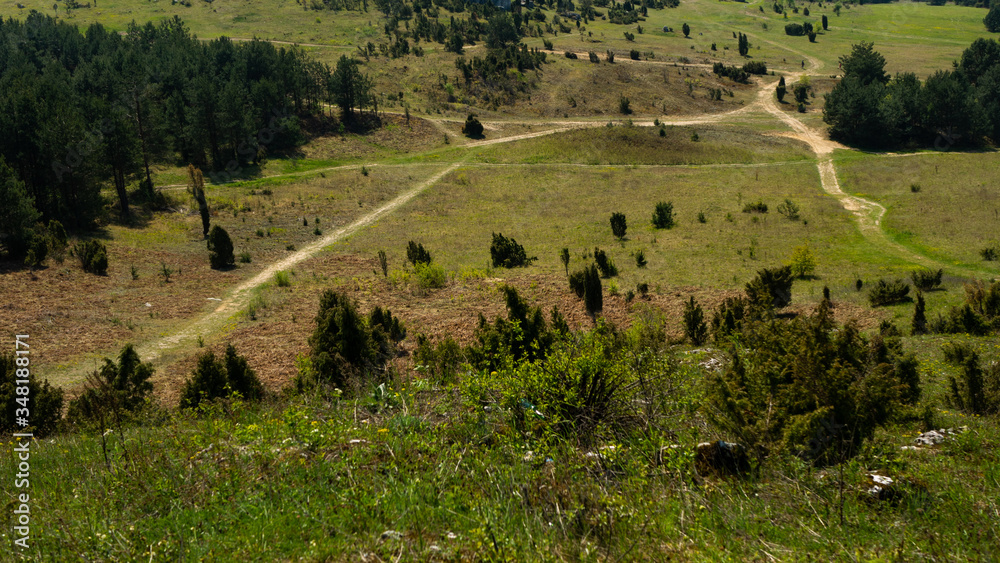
[85,53,946,382]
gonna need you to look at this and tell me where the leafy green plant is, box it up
[180,344,264,409]
[593,248,618,277]
[75,240,108,275]
[414,261,447,290]
[868,279,911,307]
[776,199,800,220]
[683,296,708,345]
[275,271,291,287]
[462,114,484,138]
[407,240,432,265]
[910,268,942,291]
[635,249,647,268]
[207,225,235,269]
[610,212,627,240]
[706,301,921,464]
[67,344,154,427]
[490,232,535,268]
[377,250,388,277]
[786,245,817,279]
[652,201,675,229]
[414,334,464,384]
[742,201,768,214]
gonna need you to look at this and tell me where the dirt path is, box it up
[756,75,942,268]
[132,161,464,366]
[112,54,944,382]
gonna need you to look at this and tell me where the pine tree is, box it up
[188,165,210,237]
[208,225,235,269]
[776,75,787,103]
[683,296,708,345]
[584,264,603,316]
[912,291,928,335]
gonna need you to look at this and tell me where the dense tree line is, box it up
[0,13,340,260]
[824,40,1000,149]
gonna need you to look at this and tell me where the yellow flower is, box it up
[378,428,389,433]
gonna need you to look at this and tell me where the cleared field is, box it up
[837,150,1000,273]
[338,161,927,306]
[0,164,441,384]
[469,124,813,165]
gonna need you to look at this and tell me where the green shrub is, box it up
[207,225,235,269]
[75,240,108,275]
[785,23,805,35]
[786,245,817,279]
[742,201,768,214]
[711,296,749,341]
[652,201,675,229]
[559,247,570,275]
[912,292,928,335]
[635,249,647,268]
[588,51,600,63]
[706,301,921,464]
[0,352,64,437]
[298,290,401,394]
[610,212,627,240]
[683,296,708,345]
[742,61,767,75]
[67,344,154,427]
[746,266,794,310]
[868,279,911,307]
[946,350,1000,415]
[466,287,559,371]
[369,306,407,344]
[180,344,264,409]
[275,270,291,287]
[931,304,990,336]
[407,240,432,265]
[619,95,632,114]
[593,248,618,277]
[239,252,252,263]
[490,232,535,268]
[911,268,943,291]
[584,264,603,315]
[776,199,800,220]
[564,50,578,59]
[462,114,484,138]
[980,245,998,261]
[414,261,447,289]
[569,269,587,297]
[414,334,464,384]
[377,250,388,277]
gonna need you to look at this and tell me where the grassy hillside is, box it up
[2,0,1000,559]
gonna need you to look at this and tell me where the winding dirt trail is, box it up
[133,160,464,365]
[121,52,947,379]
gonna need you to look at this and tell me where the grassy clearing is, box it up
[339,161,939,311]
[469,124,813,165]
[837,151,1000,274]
